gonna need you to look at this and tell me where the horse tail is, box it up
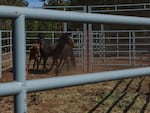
[70,51,76,68]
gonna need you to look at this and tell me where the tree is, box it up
[23,0,29,6]
[69,0,150,5]
[46,0,69,6]
[69,0,100,6]
[0,0,25,29]
[0,0,26,51]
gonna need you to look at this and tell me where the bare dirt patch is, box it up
[0,61,150,113]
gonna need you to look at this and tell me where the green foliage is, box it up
[69,0,150,5]
[25,20,58,31]
[1,0,150,31]
[47,0,70,6]
[0,0,26,30]
[0,0,24,6]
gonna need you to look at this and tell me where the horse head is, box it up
[62,33,75,48]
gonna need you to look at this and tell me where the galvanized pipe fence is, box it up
[89,29,150,71]
[44,3,150,13]
[0,5,150,113]
[44,3,150,72]
[0,29,150,74]
[0,30,13,76]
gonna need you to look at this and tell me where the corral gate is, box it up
[0,6,150,113]
[87,3,150,72]
[89,30,150,71]
[0,30,13,78]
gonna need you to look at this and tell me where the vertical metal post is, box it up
[129,32,132,65]
[13,15,27,113]
[52,31,55,43]
[83,23,87,72]
[64,22,67,32]
[100,24,105,63]
[0,31,2,78]
[63,7,67,32]
[83,6,88,72]
[116,32,119,58]
[10,31,13,68]
[132,32,136,66]
[86,26,89,72]
[88,24,93,72]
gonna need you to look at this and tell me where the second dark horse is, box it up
[39,33,76,75]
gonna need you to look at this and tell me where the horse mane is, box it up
[49,33,69,56]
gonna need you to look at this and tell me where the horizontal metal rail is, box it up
[1,6,150,25]
[89,3,150,12]
[26,67,150,92]
[0,67,150,96]
[0,82,23,96]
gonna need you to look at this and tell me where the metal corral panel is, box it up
[0,6,150,113]
[89,30,150,71]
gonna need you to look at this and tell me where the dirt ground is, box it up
[0,62,150,113]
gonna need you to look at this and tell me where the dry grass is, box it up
[0,55,150,113]
[1,75,150,113]
[25,77,150,113]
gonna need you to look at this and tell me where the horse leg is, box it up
[58,60,65,73]
[37,56,43,70]
[33,59,36,69]
[36,58,40,71]
[27,58,31,73]
[65,58,70,70]
[43,57,48,71]
[55,57,64,76]
[48,56,57,74]
[70,51,76,68]
[49,60,55,72]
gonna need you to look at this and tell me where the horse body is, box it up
[48,33,75,75]
[61,44,75,67]
[39,38,53,70]
[49,42,76,72]
[27,43,40,73]
[62,44,76,68]
[39,33,76,75]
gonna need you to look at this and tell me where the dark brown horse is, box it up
[38,37,52,71]
[27,43,41,73]
[60,43,76,70]
[49,37,76,74]
[39,33,76,75]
